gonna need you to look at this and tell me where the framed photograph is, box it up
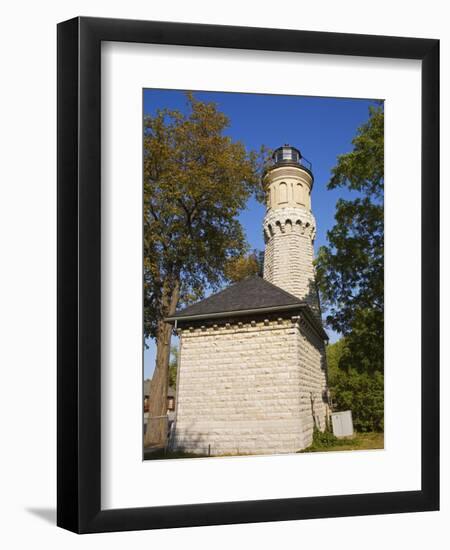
[57,16,439,533]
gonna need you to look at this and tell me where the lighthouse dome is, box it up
[272,144,302,166]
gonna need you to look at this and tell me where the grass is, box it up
[143,432,384,460]
[299,431,384,453]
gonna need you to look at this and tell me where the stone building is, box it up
[166,145,329,456]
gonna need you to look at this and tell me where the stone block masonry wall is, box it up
[172,316,328,456]
[296,319,329,447]
[263,207,320,317]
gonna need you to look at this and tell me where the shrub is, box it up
[312,426,338,447]
[329,368,384,432]
[327,339,384,432]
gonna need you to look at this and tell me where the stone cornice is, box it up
[263,207,316,241]
[263,163,314,186]
[171,305,328,342]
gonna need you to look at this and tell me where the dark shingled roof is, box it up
[166,276,328,340]
[168,275,304,319]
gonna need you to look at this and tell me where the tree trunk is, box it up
[144,280,180,448]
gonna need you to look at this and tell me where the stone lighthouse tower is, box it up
[263,145,320,316]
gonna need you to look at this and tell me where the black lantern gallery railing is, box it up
[272,144,313,172]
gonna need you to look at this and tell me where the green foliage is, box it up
[168,346,178,389]
[143,92,262,339]
[317,106,385,431]
[328,104,384,198]
[327,339,384,432]
[315,198,383,337]
[325,337,348,372]
[300,432,384,453]
[317,105,385,431]
[316,104,384,376]
[312,426,338,448]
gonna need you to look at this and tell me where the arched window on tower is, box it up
[270,186,275,207]
[278,182,288,203]
[294,183,304,205]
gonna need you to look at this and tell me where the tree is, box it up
[143,93,261,446]
[223,250,260,283]
[316,104,384,375]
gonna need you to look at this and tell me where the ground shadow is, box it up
[26,507,56,525]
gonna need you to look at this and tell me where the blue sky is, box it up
[143,89,378,379]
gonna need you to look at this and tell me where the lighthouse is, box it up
[167,145,329,455]
[263,145,320,316]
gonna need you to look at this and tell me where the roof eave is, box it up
[165,303,328,341]
[165,303,305,323]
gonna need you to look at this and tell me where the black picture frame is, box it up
[57,16,439,533]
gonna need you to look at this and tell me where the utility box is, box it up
[331,411,353,438]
